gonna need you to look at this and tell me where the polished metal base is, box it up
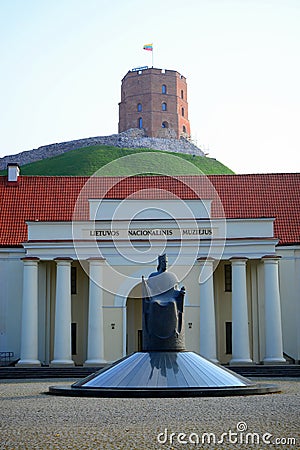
[48,352,280,397]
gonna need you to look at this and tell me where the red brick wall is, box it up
[118,68,191,139]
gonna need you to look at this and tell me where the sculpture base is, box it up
[48,352,280,397]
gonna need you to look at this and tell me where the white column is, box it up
[262,256,286,364]
[17,257,41,366]
[230,258,253,365]
[198,258,218,363]
[51,258,74,366]
[122,306,127,357]
[85,258,106,365]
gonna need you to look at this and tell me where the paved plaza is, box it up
[0,378,299,449]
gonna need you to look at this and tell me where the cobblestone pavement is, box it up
[0,378,299,449]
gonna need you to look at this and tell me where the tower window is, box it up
[181,107,184,117]
[162,84,167,94]
[137,103,142,112]
[138,117,143,129]
[162,102,167,111]
[183,125,186,133]
[181,89,184,99]
[162,121,169,128]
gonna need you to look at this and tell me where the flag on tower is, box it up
[143,43,153,51]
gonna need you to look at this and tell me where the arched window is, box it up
[138,117,143,129]
[181,107,184,117]
[162,84,167,94]
[181,90,184,99]
[162,102,167,111]
[162,121,169,128]
[183,125,186,133]
[137,103,142,112]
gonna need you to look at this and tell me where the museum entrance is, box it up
[126,283,143,354]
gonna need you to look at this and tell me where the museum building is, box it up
[0,167,300,367]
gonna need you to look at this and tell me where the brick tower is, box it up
[118,68,191,139]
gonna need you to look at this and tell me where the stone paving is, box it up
[0,378,299,449]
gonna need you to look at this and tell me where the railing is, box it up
[0,351,14,366]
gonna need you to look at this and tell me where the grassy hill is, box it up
[0,145,234,176]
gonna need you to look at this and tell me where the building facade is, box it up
[118,68,191,139]
[0,170,300,367]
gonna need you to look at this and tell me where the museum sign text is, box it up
[89,227,213,239]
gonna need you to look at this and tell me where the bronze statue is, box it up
[142,254,185,351]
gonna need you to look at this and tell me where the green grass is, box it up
[0,145,234,176]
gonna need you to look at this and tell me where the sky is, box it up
[0,0,299,174]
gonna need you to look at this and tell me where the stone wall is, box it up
[0,129,204,171]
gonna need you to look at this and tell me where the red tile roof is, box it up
[1,174,299,246]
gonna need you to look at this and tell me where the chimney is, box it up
[7,163,20,183]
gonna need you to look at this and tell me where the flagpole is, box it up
[143,44,154,67]
[152,43,154,67]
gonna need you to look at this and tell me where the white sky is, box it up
[0,0,299,174]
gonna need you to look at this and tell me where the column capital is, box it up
[229,256,248,263]
[54,257,73,265]
[198,257,215,285]
[261,255,281,262]
[197,257,215,270]
[21,257,40,262]
[54,257,73,261]
[197,257,215,263]
[87,257,106,264]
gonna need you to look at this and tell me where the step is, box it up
[230,365,300,377]
[0,364,299,380]
[0,366,104,380]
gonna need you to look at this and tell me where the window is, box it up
[162,102,167,111]
[71,267,77,295]
[181,107,184,117]
[138,117,143,128]
[183,125,186,133]
[138,329,143,352]
[162,121,169,128]
[71,323,77,355]
[162,84,167,94]
[225,322,232,354]
[181,89,184,99]
[224,264,232,292]
[137,103,142,112]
